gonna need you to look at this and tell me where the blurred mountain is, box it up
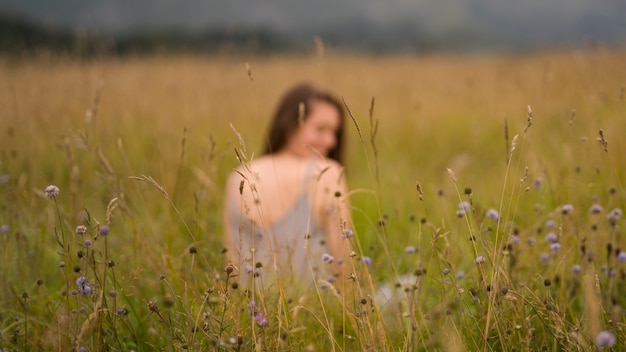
[0,0,625,55]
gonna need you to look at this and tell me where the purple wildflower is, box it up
[44,185,59,198]
[550,243,561,253]
[571,264,581,275]
[596,331,616,348]
[244,265,254,274]
[254,313,268,327]
[540,253,550,264]
[0,224,8,234]
[509,235,520,245]
[98,225,109,236]
[76,276,87,287]
[342,229,354,238]
[561,204,574,215]
[527,237,536,246]
[405,246,417,254]
[533,177,543,190]
[544,232,558,243]
[545,220,556,229]
[589,204,603,214]
[456,201,471,217]
[607,208,622,226]
[322,253,334,264]
[83,240,92,247]
[362,256,372,266]
[82,285,92,296]
[486,209,499,221]
[618,252,626,263]
[247,301,258,315]
[455,271,466,280]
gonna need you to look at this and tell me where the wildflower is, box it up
[589,204,603,214]
[322,253,334,264]
[342,229,354,238]
[561,204,574,215]
[109,289,117,297]
[0,224,8,234]
[596,330,616,348]
[533,177,543,190]
[455,271,466,280]
[336,258,343,265]
[405,246,417,254]
[540,253,550,264]
[571,264,581,274]
[618,252,626,263]
[59,261,66,268]
[247,301,258,315]
[244,265,254,274]
[457,201,471,215]
[527,237,536,246]
[545,232,558,243]
[362,256,372,266]
[254,313,268,327]
[75,225,87,235]
[442,268,450,276]
[545,220,556,229]
[455,209,465,218]
[0,174,9,184]
[486,209,499,221]
[602,266,617,278]
[76,276,87,287]
[116,308,127,316]
[509,235,520,245]
[82,285,92,296]
[44,185,59,198]
[98,225,109,236]
[550,243,561,253]
[475,256,485,264]
[607,208,622,226]
[83,240,92,247]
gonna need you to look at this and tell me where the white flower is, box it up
[44,185,59,198]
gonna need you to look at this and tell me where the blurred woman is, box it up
[223,82,353,290]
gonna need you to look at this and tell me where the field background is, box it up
[1,49,625,351]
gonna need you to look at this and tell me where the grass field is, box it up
[1,48,625,351]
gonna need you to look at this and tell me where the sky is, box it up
[1,0,625,51]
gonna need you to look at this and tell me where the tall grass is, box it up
[0,49,625,350]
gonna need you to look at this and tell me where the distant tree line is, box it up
[0,11,296,57]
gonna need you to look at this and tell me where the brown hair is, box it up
[263,82,345,163]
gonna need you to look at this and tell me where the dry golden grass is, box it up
[1,48,625,351]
